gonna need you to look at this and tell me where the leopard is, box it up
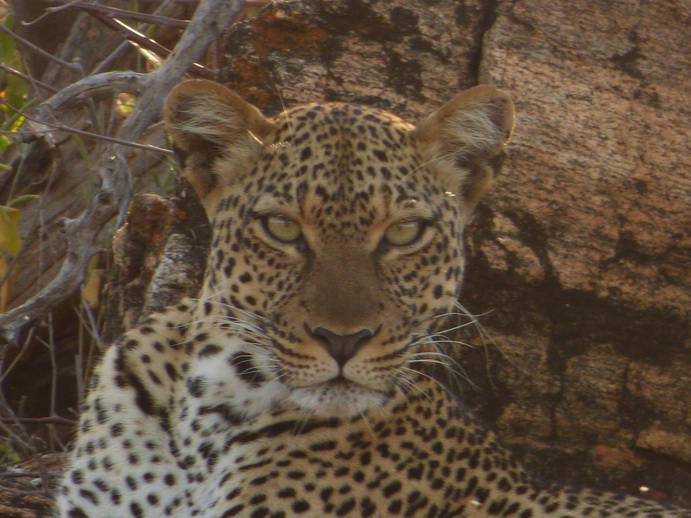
[55,79,691,518]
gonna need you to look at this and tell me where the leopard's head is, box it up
[164,80,514,417]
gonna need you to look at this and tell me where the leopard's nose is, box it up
[309,326,375,367]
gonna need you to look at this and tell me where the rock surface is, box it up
[216,0,691,506]
[465,0,690,502]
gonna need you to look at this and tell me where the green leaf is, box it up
[72,134,91,165]
[0,13,17,64]
[8,194,39,208]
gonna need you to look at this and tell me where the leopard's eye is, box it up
[264,216,302,242]
[384,220,424,246]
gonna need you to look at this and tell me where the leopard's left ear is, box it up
[164,80,276,213]
[411,86,514,214]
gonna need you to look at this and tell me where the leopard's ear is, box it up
[164,80,276,210]
[411,86,514,215]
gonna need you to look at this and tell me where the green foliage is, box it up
[71,133,91,165]
[0,442,22,465]
[0,13,28,152]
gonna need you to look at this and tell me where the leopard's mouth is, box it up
[262,331,413,416]
[286,378,390,417]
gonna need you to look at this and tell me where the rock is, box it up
[220,0,493,117]
[466,0,691,504]
[101,185,210,344]
[216,0,691,506]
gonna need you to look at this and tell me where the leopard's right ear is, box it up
[411,86,514,217]
[164,80,276,209]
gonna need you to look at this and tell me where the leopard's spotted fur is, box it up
[55,80,690,518]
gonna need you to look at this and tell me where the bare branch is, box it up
[0,0,246,346]
[0,416,74,426]
[32,71,149,115]
[0,155,129,345]
[15,70,150,147]
[3,100,173,155]
[0,389,38,459]
[0,472,47,479]
[0,23,81,72]
[85,11,214,79]
[90,14,173,60]
[91,0,187,75]
[46,0,191,29]
[0,64,58,93]
[36,0,83,16]
[117,0,245,142]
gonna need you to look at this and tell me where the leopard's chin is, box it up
[288,379,388,418]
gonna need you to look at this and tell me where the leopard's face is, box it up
[164,81,514,417]
[203,105,465,415]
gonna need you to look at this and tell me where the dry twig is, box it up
[0,23,81,73]
[45,0,191,29]
[86,12,214,79]
[0,64,58,93]
[0,0,246,346]
[3,98,173,154]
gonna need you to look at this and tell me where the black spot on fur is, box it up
[228,353,267,387]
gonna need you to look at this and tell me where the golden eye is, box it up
[384,220,424,246]
[264,216,302,242]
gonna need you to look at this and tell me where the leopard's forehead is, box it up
[235,103,444,234]
[265,103,419,190]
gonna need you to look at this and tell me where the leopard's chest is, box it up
[205,412,463,517]
[170,385,477,517]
